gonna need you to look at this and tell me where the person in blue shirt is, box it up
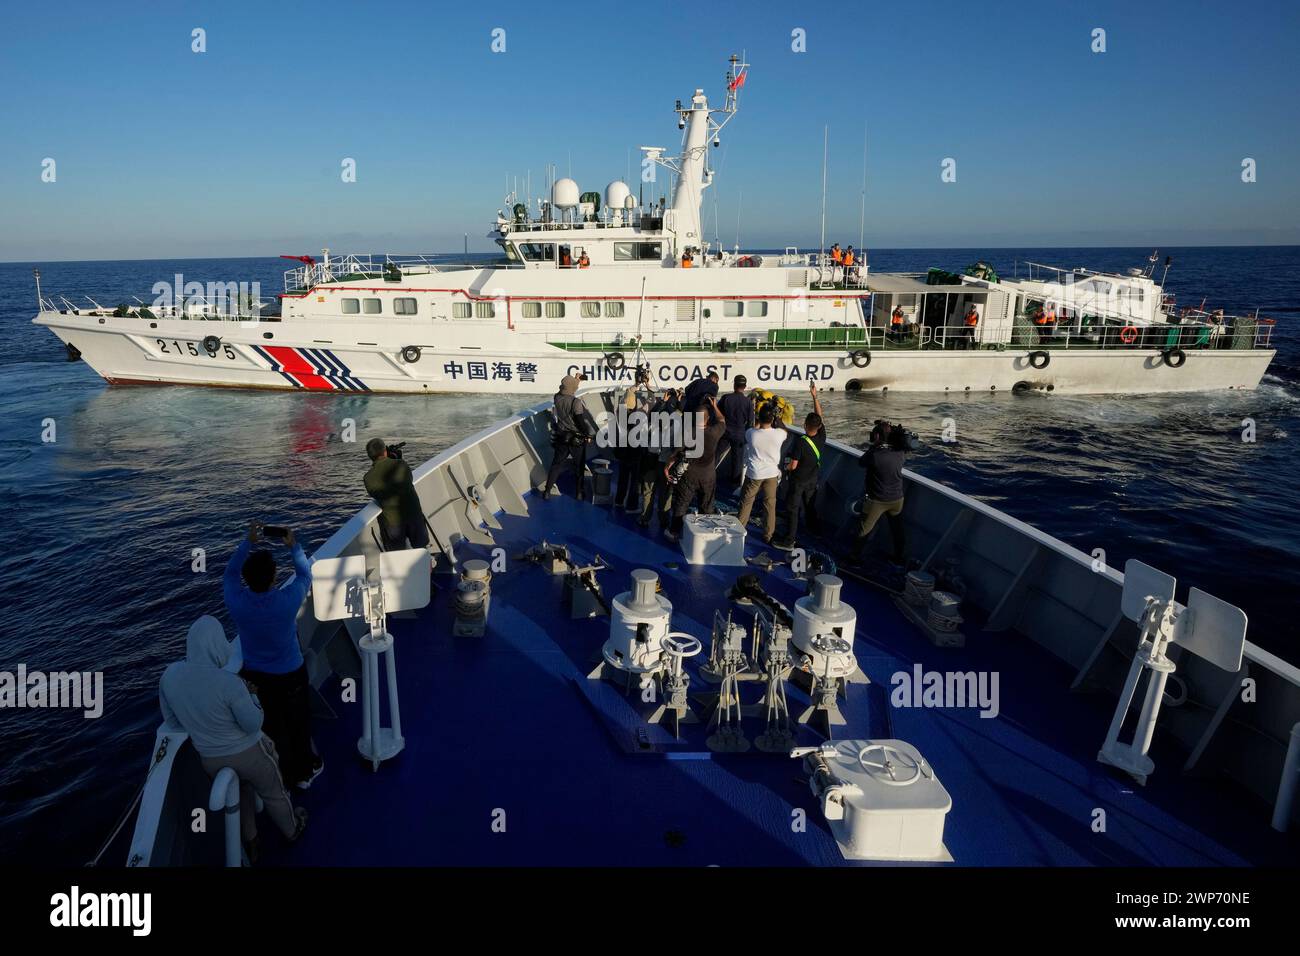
[223,521,323,789]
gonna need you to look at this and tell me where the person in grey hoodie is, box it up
[159,615,306,851]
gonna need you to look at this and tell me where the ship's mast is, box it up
[658,54,748,251]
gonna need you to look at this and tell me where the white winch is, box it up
[792,575,866,690]
[453,559,491,637]
[793,739,953,862]
[591,569,673,687]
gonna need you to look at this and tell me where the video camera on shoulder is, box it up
[870,419,920,451]
[386,441,407,460]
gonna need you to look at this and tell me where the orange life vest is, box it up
[891,309,905,328]
[964,309,979,327]
[830,248,843,263]
[578,255,590,268]
[560,252,572,267]
[843,251,855,267]
[681,256,693,269]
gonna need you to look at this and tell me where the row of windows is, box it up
[341,297,418,315]
[342,296,765,319]
[722,301,768,318]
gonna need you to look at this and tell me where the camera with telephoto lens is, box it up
[386,441,407,460]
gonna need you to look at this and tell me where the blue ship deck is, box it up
[268,489,1287,867]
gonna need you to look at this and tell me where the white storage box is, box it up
[807,739,952,862]
[681,514,747,566]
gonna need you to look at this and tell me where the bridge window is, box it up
[341,298,360,314]
[394,298,418,315]
[604,302,624,318]
[521,302,542,319]
[747,301,768,318]
[581,301,601,318]
[363,298,382,314]
[614,242,663,261]
[453,303,471,318]
[519,243,556,262]
[475,301,495,319]
[545,301,566,319]
[723,301,743,317]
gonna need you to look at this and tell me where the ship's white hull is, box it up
[37,312,1274,396]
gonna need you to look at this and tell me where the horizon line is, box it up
[5,240,1299,266]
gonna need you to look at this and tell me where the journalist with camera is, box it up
[364,437,430,550]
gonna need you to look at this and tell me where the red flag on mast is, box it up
[728,69,747,91]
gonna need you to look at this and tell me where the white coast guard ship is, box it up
[33,56,1276,396]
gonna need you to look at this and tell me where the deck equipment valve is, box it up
[702,611,752,753]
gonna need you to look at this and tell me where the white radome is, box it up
[551,178,580,209]
[604,180,631,210]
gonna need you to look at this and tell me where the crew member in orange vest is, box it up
[1033,305,1057,332]
[577,251,590,268]
[559,248,572,268]
[681,250,694,269]
[842,246,857,283]
[962,305,979,349]
[890,305,906,341]
[829,244,842,264]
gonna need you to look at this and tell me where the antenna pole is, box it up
[735,187,742,253]
[34,269,42,311]
[859,121,867,253]
[819,126,828,265]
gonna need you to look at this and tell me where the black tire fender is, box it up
[849,349,872,368]
[1028,350,1050,369]
[1162,347,1187,368]
[604,351,626,370]
[202,334,221,354]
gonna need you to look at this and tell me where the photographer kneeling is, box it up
[364,438,430,551]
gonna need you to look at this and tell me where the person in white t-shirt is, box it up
[735,405,788,543]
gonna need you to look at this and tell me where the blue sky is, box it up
[1,0,1297,260]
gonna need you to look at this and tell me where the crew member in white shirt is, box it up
[734,404,788,544]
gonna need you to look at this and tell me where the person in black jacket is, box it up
[772,381,825,550]
[715,375,755,486]
[542,375,597,500]
[848,422,908,563]
[665,395,726,541]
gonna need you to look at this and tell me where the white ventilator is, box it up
[312,547,432,770]
[1098,559,1247,785]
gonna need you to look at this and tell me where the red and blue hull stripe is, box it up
[252,345,369,391]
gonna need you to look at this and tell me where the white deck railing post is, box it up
[208,767,241,867]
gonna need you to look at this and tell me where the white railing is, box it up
[39,295,267,322]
